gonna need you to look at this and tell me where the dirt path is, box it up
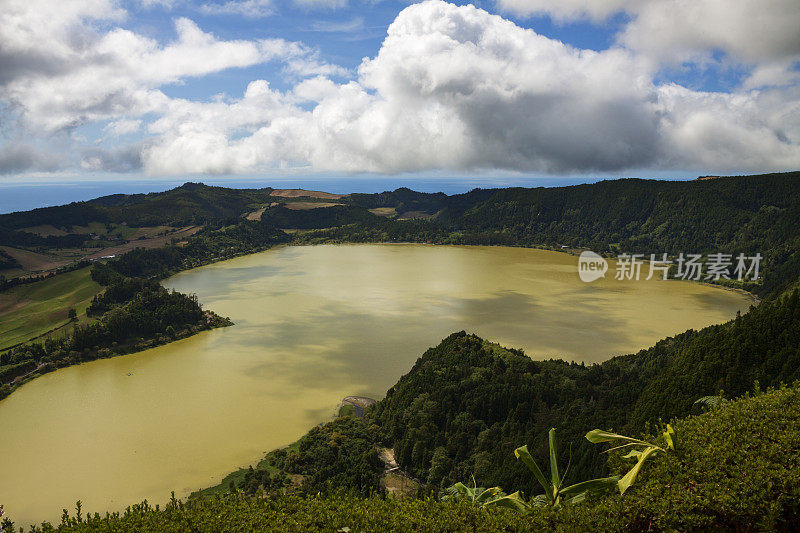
[11,363,46,385]
[378,447,420,497]
[379,448,399,472]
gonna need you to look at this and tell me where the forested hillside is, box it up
[0,183,272,230]
[300,172,800,297]
[370,290,800,497]
[0,183,275,256]
[0,275,231,401]
[94,219,290,280]
[3,172,800,296]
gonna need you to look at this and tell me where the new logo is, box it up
[578,251,608,283]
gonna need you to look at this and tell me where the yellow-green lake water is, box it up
[0,245,753,526]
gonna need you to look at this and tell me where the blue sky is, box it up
[0,0,798,185]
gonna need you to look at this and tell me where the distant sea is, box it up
[0,174,694,215]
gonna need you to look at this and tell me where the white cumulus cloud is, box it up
[0,0,344,133]
[140,0,800,175]
[496,0,800,68]
[1,0,798,177]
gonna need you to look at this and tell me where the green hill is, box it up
[311,171,800,298]
[4,172,800,296]
[370,289,800,496]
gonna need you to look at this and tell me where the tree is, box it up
[428,446,452,484]
[67,308,77,321]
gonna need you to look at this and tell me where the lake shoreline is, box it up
[1,243,755,527]
[2,240,758,401]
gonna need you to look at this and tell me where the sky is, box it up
[0,0,799,185]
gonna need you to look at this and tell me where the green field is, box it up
[0,268,102,349]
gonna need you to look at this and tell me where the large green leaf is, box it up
[443,482,478,502]
[514,445,553,501]
[585,429,645,445]
[560,476,620,497]
[548,428,561,488]
[618,446,660,495]
[484,491,531,513]
[530,494,549,508]
[694,395,722,409]
[663,424,676,451]
[475,487,503,504]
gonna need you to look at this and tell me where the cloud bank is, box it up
[1,0,798,176]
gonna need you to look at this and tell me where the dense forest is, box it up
[256,417,384,497]
[370,289,800,496]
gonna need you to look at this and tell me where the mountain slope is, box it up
[370,290,800,495]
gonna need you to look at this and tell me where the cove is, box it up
[0,244,752,527]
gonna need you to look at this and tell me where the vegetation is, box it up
[583,425,675,495]
[8,385,800,532]
[0,250,19,270]
[441,479,507,507]
[0,268,102,350]
[0,275,230,400]
[504,429,619,509]
[3,172,800,530]
[346,188,448,216]
[0,260,93,294]
[369,289,800,497]
[94,219,289,280]
[260,205,376,230]
[214,417,384,499]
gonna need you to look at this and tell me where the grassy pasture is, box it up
[284,201,343,210]
[0,268,102,349]
[0,246,74,275]
[18,224,69,237]
[368,207,397,217]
